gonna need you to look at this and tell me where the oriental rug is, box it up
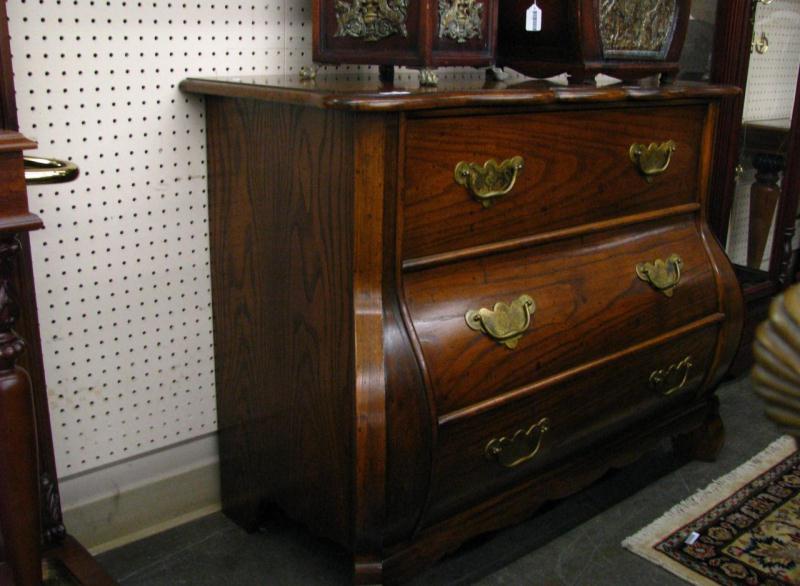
[623,436,800,585]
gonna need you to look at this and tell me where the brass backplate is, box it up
[636,253,683,297]
[649,355,693,396]
[485,417,550,468]
[439,0,484,43]
[466,294,535,349]
[334,0,409,42]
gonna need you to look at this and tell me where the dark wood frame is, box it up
[767,71,800,287]
[708,0,800,374]
[0,1,116,583]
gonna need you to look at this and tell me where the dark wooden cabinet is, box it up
[181,74,743,584]
[497,0,692,82]
[312,0,499,82]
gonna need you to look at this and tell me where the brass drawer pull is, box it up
[629,140,677,182]
[454,156,524,208]
[485,417,550,468]
[649,356,693,396]
[465,294,535,349]
[636,254,683,297]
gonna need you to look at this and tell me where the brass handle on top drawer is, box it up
[485,417,550,468]
[454,156,524,208]
[629,140,676,182]
[636,254,683,297]
[649,356,693,396]
[466,294,535,349]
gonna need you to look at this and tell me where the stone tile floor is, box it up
[98,377,782,585]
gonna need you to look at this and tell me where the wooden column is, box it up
[0,235,42,586]
[747,153,784,269]
[708,0,757,242]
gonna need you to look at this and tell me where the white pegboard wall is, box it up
[6,1,491,479]
[743,0,800,122]
[6,0,296,477]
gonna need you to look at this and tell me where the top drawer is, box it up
[402,104,707,260]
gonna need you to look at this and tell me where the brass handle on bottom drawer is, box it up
[485,417,550,468]
[454,156,524,208]
[629,141,676,182]
[649,356,693,396]
[636,254,683,297]
[465,294,535,349]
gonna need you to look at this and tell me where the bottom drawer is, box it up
[420,319,721,526]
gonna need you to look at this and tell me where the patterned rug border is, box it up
[622,435,798,586]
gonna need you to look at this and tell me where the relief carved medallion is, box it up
[334,0,409,42]
[439,0,483,43]
[600,0,677,59]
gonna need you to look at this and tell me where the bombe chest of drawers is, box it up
[180,75,743,584]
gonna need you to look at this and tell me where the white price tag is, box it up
[526,2,542,32]
[684,531,700,545]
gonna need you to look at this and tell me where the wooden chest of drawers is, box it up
[180,76,743,584]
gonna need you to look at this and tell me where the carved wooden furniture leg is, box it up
[672,398,725,463]
[747,153,785,269]
[0,236,42,586]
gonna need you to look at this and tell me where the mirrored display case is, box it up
[701,0,800,373]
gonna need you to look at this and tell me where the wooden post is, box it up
[0,235,42,586]
[747,153,784,269]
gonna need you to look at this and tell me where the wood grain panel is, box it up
[403,217,718,414]
[206,98,355,547]
[403,104,706,259]
[352,114,388,556]
[0,149,41,232]
[383,397,717,583]
[382,116,434,545]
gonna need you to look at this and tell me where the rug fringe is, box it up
[622,435,797,583]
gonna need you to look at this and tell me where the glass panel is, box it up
[727,0,800,282]
[677,0,718,82]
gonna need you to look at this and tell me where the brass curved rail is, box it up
[24,156,80,185]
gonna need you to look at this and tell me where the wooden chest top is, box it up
[180,75,738,112]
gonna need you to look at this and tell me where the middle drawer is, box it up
[402,217,718,415]
[402,104,706,260]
